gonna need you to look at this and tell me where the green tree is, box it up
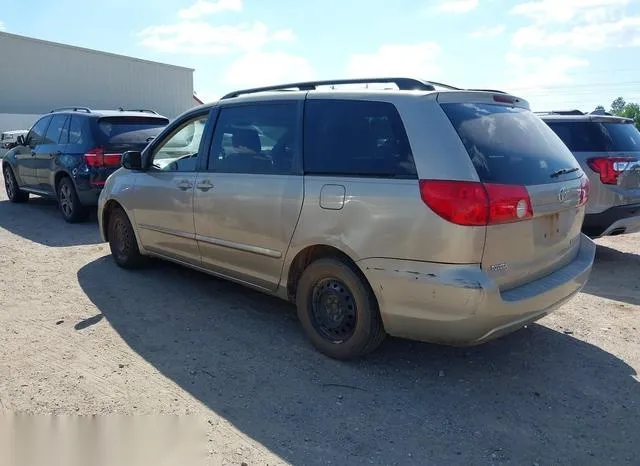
[594,105,605,112]
[610,97,640,129]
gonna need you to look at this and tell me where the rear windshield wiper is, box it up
[550,167,579,178]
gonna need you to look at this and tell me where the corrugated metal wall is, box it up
[0,32,195,119]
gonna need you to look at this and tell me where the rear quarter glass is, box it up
[441,103,582,185]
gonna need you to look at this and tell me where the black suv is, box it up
[2,107,169,222]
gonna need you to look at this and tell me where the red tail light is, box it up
[579,176,590,206]
[84,148,122,168]
[419,180,533,226]
[587,157,638,185]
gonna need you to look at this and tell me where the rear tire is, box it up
[108,206,146,269]
[296,258,386,360]
[3,165,29,203]
[57,177,88,223]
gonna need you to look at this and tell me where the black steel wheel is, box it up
[3,165,29,203]
[108,206,146,269]
[57,177,88,223]
[296,258,386,360]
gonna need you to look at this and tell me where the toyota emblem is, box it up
[558,187,568,202]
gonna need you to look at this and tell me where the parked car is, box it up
[2,107,169,222]
[539,110,640,238]
[98,77,596,359]
[0,130,28,158]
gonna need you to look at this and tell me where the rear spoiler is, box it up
[436,90,530,110]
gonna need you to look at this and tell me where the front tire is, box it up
[108,206,146,269]
[57,177,88,223]
[3,165,29,203]
[296,258,386,360]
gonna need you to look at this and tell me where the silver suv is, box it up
[97,77,596,359]
[539,110,640,238]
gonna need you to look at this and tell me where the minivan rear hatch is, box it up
[439,95,589,290]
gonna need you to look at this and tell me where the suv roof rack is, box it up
[220,77,461,99]
[534,110,585,116]
[50,106,92,113]
[117,107,159,114]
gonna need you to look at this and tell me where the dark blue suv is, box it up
[2,107,169,222]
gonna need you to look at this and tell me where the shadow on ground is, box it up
[0,197,101,247]
[582,245,640,306]
[78,256,640,465]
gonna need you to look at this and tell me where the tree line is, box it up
[594,97,640,128]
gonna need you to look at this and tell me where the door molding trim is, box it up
[138,223,195,240]
[196,234,282,259]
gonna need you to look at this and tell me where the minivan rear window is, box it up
[96,116,168,144]
[545,121,640,152]
[441,103,581,186]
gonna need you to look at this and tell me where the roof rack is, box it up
[50,106,91,113]
[117,107,159,114]
[220,77,460,99]
[534,110,585,116]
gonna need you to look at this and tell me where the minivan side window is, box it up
[43,115,69,145]
[303,99,416,178]
[208,102,299,175]
[151,114,209,172]
[26,116,52,147]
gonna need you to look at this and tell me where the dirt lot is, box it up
[0,182,638,466]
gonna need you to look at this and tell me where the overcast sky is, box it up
[2,0,640,111]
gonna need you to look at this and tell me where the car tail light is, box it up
[587,157,638,185]
[419,180,533,226]
[84,148,122,168]
[579,176,590,206]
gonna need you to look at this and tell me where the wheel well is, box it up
[101,200,122,242]
[54,171,70,192]
[286,245,362,302]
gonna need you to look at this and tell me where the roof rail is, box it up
[50,106,91,113]
[220,77,460,99]
[534,110,585,116]
[117,107,159,114]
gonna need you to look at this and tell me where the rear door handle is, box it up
[176,179,193,191]
[196,179,214,192]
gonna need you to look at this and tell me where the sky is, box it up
[1,0,640,112]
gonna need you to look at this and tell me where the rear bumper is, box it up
[73,167,119,206]
[357,233,596,346]
[582,203,640,237]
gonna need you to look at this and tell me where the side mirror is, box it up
[16,135,25,146]
[122,151,143,170]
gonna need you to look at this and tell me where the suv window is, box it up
[546,121,640,152]
[27,116,52,147]
[209,102,298,174]
[96,116,168,145]
[442,103,581,185]
[43,114,69,145]
[151,114,208,172]
[67,116,85,145]
[304,99,416,178]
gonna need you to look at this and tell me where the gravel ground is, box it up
[0,182,638,465]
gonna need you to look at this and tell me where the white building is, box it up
[0,31,199,133]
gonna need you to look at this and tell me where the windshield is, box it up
[441,103,582,185]
[546,121,640,152]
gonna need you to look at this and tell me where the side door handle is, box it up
[196,179,214,192]
[176,179,193,191]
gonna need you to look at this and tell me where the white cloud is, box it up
[510,0,629,23]
[138,20,294,55]
[470,25,505,38]
[178,0,242,19]
[436,0,479,13]
[0,20,4,31]
[224,51,315,88]
[502,52,589,95]
[346,42,442,79]
[513,17,640,50]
